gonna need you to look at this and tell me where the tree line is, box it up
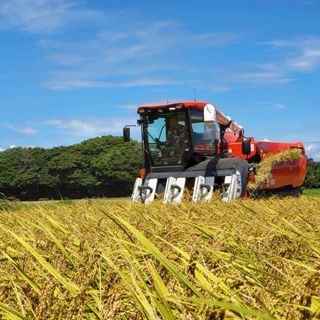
[0,136,318,201]
[0,136,141,200]
[304,158,320,189]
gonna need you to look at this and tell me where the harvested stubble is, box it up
[248,148,303,190]
[0,197,319,319]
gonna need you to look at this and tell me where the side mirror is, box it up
[123,127,130,142]
[242,138,251,155]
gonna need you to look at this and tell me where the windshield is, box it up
[144,110,191,166]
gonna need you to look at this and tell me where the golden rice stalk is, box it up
[248,148,303,190]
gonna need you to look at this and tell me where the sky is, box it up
[0,0,320,159]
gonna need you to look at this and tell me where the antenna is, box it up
[193,88,196,102]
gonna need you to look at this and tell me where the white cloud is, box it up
[46,78,179,90]
[44,32,320,91]
[211,85,233,93]
[47,53,88,66]
[304,142,320,161]
[5,1,318,92]
[1,3,244,91]
[0,0,103,34]
[260,36,320,48]
[5,123,37,135]
[221,36,320,87]
[305,144,313,153]
[0,145,38,152]
[213,61,294,87]
[302,1,315,5]
[261,37,320,73]
[229,70,292,85]
[258,102,286,109]
[286,48,320,72]
[44,117,138,136]
[188,32,242,47]
[38,20,241,90]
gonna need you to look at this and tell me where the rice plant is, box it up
[0,196,319,319]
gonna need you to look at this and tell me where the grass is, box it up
[303,188,320,196]
[0,196,319,319]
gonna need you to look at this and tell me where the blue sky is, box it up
[0,0,319,159]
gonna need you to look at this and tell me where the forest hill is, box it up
[0,136,141,201]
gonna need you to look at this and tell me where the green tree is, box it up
[304,158,320,189]
[0,136,141,200]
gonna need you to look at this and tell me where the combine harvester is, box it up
[123,101,307,203]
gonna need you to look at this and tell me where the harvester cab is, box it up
[124,101,307,204]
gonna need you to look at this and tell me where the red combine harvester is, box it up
[123,101,307,203]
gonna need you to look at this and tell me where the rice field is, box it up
[0,196,320,319]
